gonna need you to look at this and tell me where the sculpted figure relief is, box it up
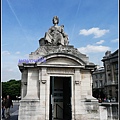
[44,16,69,46]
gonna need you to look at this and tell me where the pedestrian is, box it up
[98,95,102,103]
[4,95,13,119]
[104,97,107,102]
[2,97,6,118]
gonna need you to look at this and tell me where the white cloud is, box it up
[24,54,29,58]
[15,51,20,54]
[79,27,109,38]
[7,69,14,72]
[2,52,28,81]
[2,67,20,82]
[78,44,110,54]
[111,38,119,43]
[96,40,104,44]
[2,51,10,55]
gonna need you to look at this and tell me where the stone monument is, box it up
[40,16,69,46]
[18,16,101,120]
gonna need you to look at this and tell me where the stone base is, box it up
[18,98,104,120]
[79,99,107,120]
[75,114,100,120]
[99,106,107,120]
[77,98,100,120]
[18,100,42,120]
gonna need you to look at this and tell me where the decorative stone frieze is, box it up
[47,67,74,74]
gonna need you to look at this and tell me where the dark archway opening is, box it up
[49,76,72,120]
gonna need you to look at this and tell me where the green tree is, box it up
[2,79,21,100]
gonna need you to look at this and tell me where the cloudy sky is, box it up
[2,0,118,82]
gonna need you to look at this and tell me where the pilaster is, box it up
[21,70,27,98]
[23,69,39,100]
[74,68,83,119]
[39,67,49,119]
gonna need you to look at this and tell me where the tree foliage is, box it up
[2,79,21,100]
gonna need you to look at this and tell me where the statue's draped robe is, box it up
[45,25,67,45]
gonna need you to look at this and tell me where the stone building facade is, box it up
[101,50,118,101]
[92,67,105,99]
[18,16,103,120]
[92,50,118,102]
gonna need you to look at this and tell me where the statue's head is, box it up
[53,16,59,25]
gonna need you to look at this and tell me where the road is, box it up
[1,102,118,120]
[1,102,19,120]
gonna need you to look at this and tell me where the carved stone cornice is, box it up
[47,67,74,74]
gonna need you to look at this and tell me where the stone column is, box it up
[111,64,115,83]
[74,68,82,119]
[71,75,75,120]
[99,106,107,120]
[39,67,48,119]
[105,63,109,86]
[23,69,39,100]
[18,69,39,120]
[21,70,27,98]
[45,74,50,120]
[90,73,93,96]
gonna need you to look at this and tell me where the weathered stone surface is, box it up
[29,45,90,65]
[40,16,69,46]
[99,106,107,120]
[18,16,105,120]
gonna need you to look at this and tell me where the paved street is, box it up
[1,103,19,120]
[1,102,118,120]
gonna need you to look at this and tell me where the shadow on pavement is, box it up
[1,115,18,120]
[10,115,18,120]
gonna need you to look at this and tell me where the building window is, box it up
[108,73,111,76]
[114,73,118,82]
[99,80,102,87]
[95,81,98,88]
[109,90,112,97]
[108,73,111,81]
[107,65,110,71]
[113,63,118,70]
[96,74,98,79]
[100,74,102,79]
[93,75,96,79]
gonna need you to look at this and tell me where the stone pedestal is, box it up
[18,16,101,120]
[18,100,40,120]
[18,50,101,120]
[99,106,107,120]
